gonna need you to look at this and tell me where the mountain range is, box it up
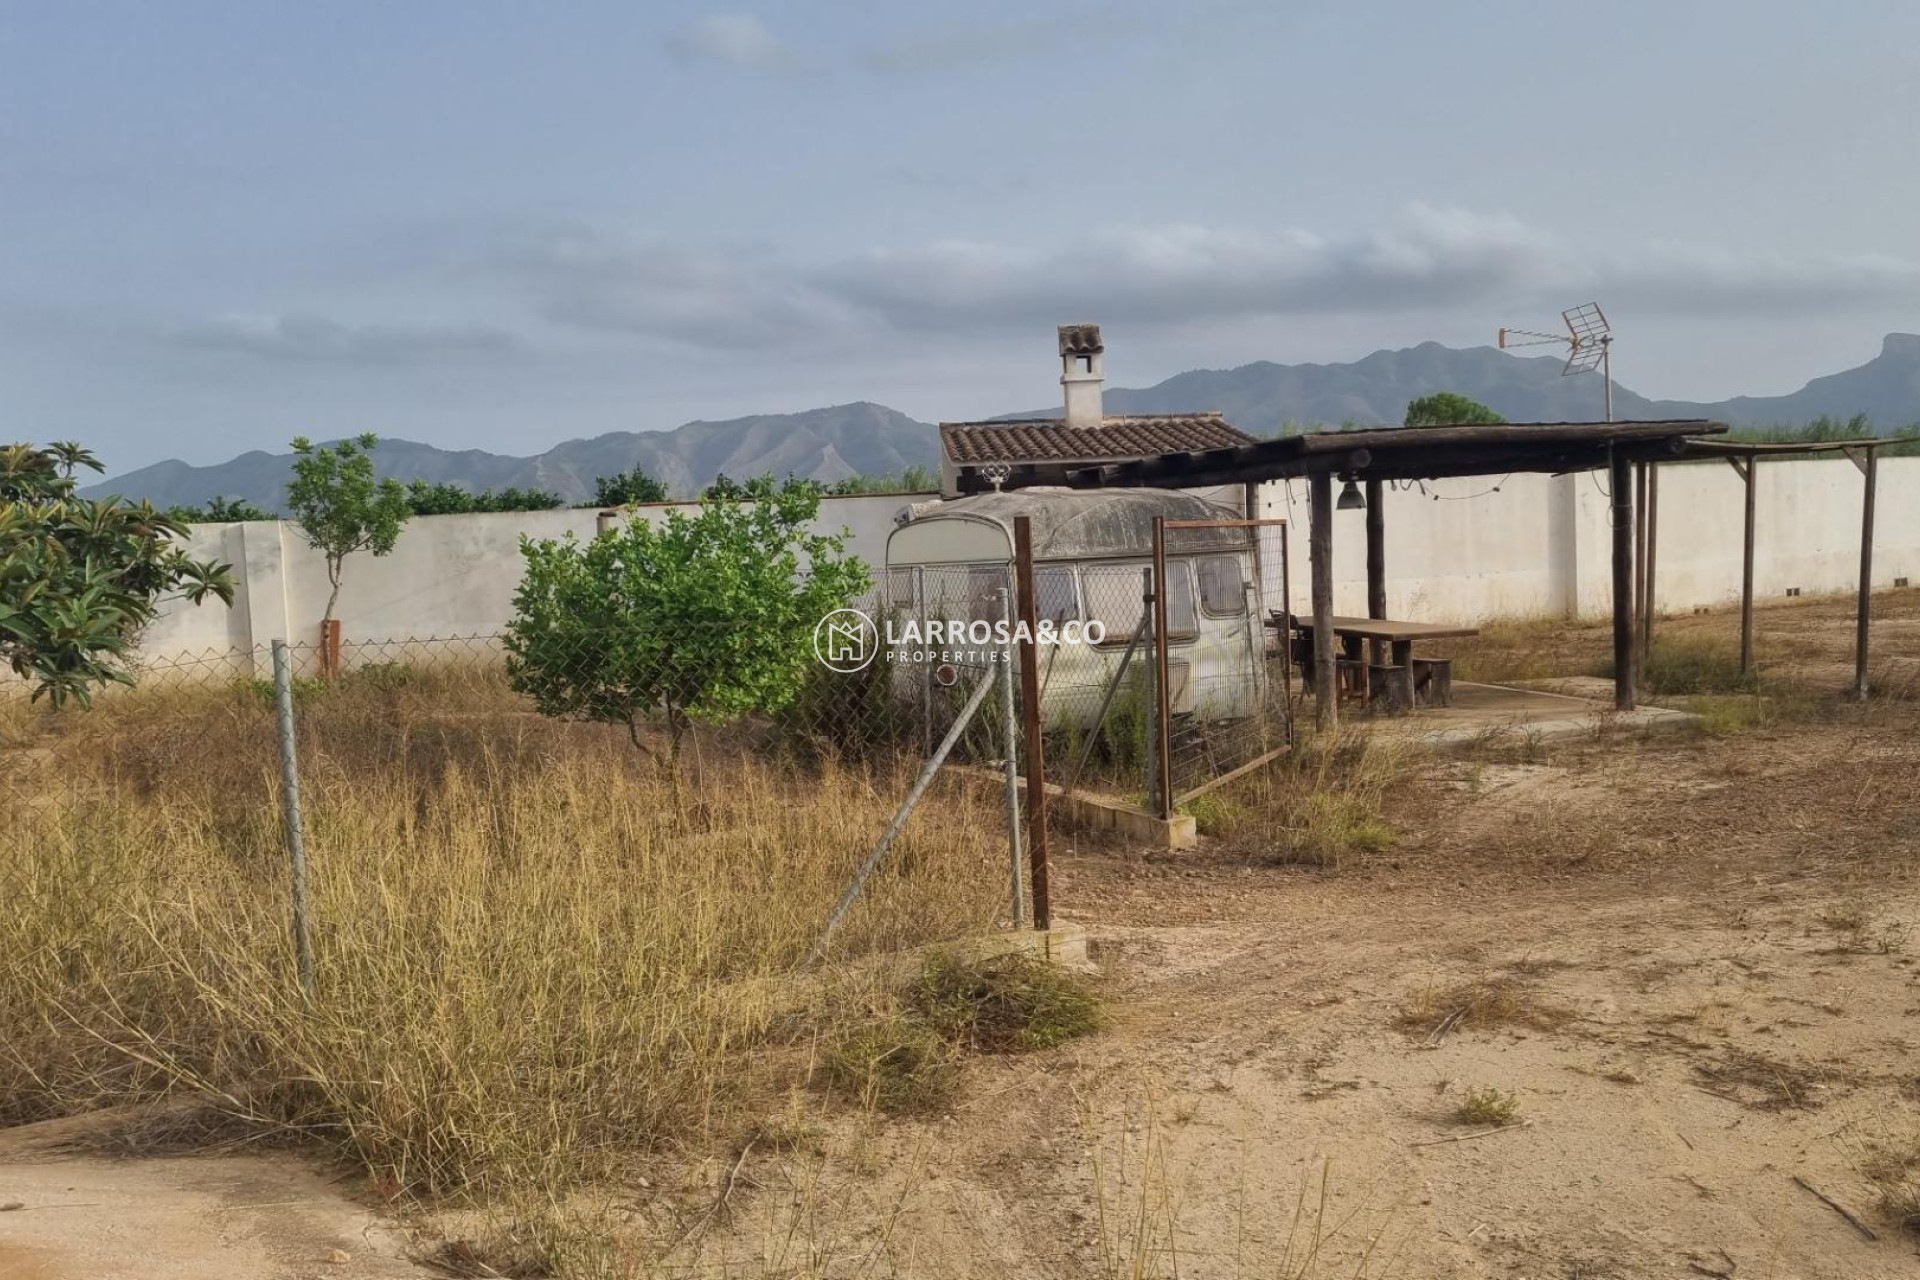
[84,333,1920,512]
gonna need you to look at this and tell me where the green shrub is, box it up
[909,952,1103,1053]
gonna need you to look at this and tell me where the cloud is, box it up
[465,223,860,348]
[857,16,1060,75]
[855,5,1148,75]
[160,312,518,364]
[444,205,1920,352]
[661,14,791,71]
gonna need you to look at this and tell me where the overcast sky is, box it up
[5,1,1919,475]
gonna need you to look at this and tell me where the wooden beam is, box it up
[1642,463,1660,659]
[1856,449,1878,700]
[1611,450,1636,711]
[1364,478,1386,667]
[1740,455,1757,674]
[1309,472,1337,730]
[1012,516,1051,929]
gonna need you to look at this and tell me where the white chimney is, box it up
[1058,323,1105,428]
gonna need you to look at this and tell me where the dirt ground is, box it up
[662,591,1920,1278]
[5,591,1919,1278]
[0,1116,422,1279]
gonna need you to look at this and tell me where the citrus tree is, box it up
[1,442,235,705]
[504,476,869,760]
[285,433,411,631]
[588,467,669,508]
[1404,392,1505,426]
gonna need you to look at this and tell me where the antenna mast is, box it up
[1498,302,1613,421]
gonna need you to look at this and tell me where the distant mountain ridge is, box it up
[1006,333,1920,434]
[87,403,941,513]
[85,333,1920,512]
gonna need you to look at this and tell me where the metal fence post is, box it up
[997,586,1025,928]
[271,640,316,998]
[913,566,932,756]
[1141,568,1160,815]
[1150,520,1175,820]
[1012,516,1051,932]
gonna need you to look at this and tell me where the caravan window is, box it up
[1034,567,1078,625]
[1081,561,1197,644]
[1197,555,1247,617]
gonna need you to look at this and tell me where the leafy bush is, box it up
[505,475,869,760]
[404,481,562,515]
[909,952,1103,1053]
[1,442,234,705]
[1405,392,1505,426]
[167,495,274,523]
[587,467,669,508]
[826,465,938,494]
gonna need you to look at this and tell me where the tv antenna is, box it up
[1498,302,1613,421]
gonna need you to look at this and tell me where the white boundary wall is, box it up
[1255,457,1920,620]
[139,459,1920,667]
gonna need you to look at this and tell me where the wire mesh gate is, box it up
[1149,516,1292,816]
[1040,516,1291,817]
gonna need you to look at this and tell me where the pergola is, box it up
[951,418,1732,727]
[1663,436,1895,700]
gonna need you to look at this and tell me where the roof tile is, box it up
[941,414,1254,466]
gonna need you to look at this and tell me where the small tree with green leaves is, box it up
[588,467,670,508]
[1404,392,1505,426]
[285,433,411,630]
[167,495,274,523]
[1,442,235,705]
[505,475,869,761]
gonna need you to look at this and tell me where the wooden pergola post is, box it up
[1632,463,1648,655]
[1309,471,1337,730]
[1611,449,1636,711]
[1364,478,1386,666]
[1641,463,1660,658]
[1729,456,1756,673]
[1846,446,1879,701]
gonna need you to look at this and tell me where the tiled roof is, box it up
[941,413,1255,465]
[1057,323,1104,356]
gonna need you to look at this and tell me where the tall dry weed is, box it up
[0,663,1004,1193]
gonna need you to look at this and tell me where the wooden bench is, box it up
[1412,657,1453,708]
[1279,613,1479,712]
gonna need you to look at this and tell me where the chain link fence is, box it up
[1040,517,1293,815]
[1155,517,1293,809]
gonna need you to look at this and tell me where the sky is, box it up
[4,0,1920,476]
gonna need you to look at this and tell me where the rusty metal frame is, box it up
[1151,516,1292,813]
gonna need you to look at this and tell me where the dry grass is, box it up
[1689,1047,1838,1112]
[1204,733,1408,869]
[1861,1135,1920,1235]
[821,951,1102,1114]
[1395,975,1577,1040]
[0,662,1005,1196]
[1450,1086,1521,1127]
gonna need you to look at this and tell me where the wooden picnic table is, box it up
[1269,611,1480,709]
